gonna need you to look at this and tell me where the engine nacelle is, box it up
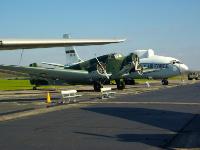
[30,79,49,85]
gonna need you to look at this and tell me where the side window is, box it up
[154,64,158,68]
[150,64,153,68]
[143,64,147,67]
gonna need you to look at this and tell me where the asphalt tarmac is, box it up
[0,83,200,150]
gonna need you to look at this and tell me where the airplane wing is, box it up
[0,65,87,76]
[142,68,165,74]
[0,38,125,50]
[0,65,110,83]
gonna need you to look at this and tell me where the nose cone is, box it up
[180,64,189,73]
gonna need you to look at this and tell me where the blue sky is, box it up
[0,0,200,69]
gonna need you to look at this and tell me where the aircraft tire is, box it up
[116,79,125,90]
[125,79,135,85]
[161,79,169,85]
[93,82,103,92]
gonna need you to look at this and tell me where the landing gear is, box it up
[93,81,103,92]
[116,79,125,90]
[161,79,169,85]
[33,86,37,90]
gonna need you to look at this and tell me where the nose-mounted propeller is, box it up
[130,53,143,75]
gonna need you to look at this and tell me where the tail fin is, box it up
[63,34,83,66]
[133,49,154,59]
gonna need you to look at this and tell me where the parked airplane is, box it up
[0,52,141,91]
[129,49,189,85]
[46,42,188,86]
[41,36,189,85]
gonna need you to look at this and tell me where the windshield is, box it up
[171,60,183,64]
[114,53,123,59]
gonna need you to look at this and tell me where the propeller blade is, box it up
[133,54,143,74]
[95,57,110,79]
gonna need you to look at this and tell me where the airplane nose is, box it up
[180,64,189,72]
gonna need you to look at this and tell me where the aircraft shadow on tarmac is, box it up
[74,131,173,149]
[77,107,200,149]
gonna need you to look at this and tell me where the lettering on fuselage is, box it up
[142,63,169,69]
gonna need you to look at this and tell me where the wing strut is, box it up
[18,49,24,65]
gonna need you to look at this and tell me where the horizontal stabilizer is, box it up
[41,62,65,67]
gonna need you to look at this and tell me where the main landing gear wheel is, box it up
[161,79,169,85]
[116,79,125,90]
[93,82,103,92]
[33,86,37,90]
[125,79,135,85]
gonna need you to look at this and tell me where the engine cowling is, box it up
[30,79,49,85]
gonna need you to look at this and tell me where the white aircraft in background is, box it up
[130,49,189,85]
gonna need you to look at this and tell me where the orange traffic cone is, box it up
[46,92,51,104]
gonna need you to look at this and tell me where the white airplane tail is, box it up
[63,34,83,66]
[133,49,155,59]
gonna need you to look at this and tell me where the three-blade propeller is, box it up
[95,57,110,79]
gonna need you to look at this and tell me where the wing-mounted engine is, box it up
[88,61,110,81]
[129,52,143,75]
[30,77,49,86]
[111,53,142,79]
[29,72,51,86]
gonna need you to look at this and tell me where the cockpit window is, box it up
[171,60,182,64]
[171,60,176,64]
[114,54,123,58]
[175,61,182,64]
